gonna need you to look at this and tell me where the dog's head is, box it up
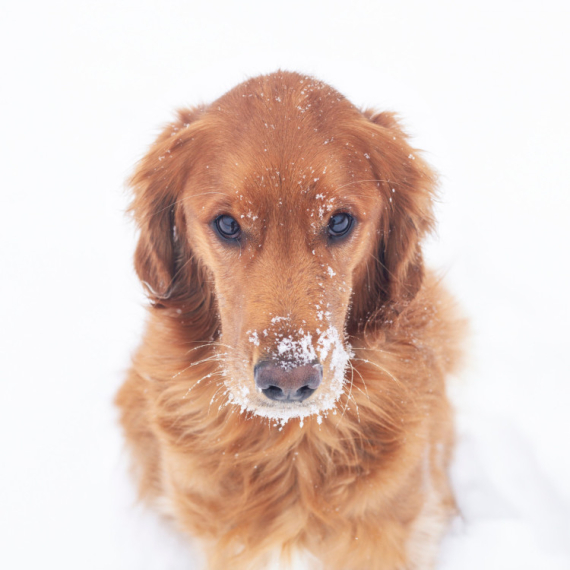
[130,72,436,422]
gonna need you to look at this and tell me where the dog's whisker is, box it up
[181,370,226,399]
[349,361,370,402]
[350,345,394,355]
[347,389,361,423]
[351,357,411,394]
[351,356,399,381]
[348,364,361,423]
[208,383,232,416]
[172,355,227,379]
[182,341,236,356]
[181,343,228,356]
[335,362,357,426]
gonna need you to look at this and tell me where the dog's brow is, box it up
[334,179,394,191]
[141,192,230,221]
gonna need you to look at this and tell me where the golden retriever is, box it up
[117,71,465,570]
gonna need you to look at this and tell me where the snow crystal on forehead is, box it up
[271,315,290,324]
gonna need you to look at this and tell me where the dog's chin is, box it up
[224,384,345,425]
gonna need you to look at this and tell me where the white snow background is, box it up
[1,1,569,568]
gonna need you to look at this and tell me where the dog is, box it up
[116,71,465,570]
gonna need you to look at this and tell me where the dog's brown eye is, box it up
[328,213,354,238]
[215,215,241,240]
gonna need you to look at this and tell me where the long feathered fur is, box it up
[116,71,465,570]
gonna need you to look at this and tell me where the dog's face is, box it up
[131,72,435,422]
[179,107,383,421]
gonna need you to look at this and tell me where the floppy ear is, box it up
[351,111,437,330]
[129,107,214,317]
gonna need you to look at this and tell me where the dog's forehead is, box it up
[206,73,366,172]
[184,73,380,222]
[212,71,353,123]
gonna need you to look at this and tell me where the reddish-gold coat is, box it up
[117,71,465,570]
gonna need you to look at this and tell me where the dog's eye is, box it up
[328,213,354,238]
[215,215,241,240]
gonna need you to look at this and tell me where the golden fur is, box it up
[116,71,465,570]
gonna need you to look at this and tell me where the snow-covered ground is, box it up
[1,1,569,568]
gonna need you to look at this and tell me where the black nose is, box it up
[254,360,323,402]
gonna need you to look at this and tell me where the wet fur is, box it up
[117,71,465,569]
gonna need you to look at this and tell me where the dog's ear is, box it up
[129,107,211,311]
[351,111,437,330]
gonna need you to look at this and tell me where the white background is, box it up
[1,1,569,568]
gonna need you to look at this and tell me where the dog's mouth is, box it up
[224,326,353,424]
